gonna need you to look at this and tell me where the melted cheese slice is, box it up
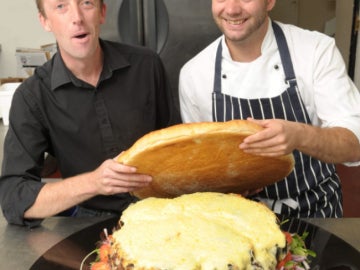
[112,192,286,270]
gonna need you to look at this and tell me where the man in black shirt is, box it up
[0,0,178,226]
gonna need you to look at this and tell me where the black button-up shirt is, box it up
[0,40,178,226]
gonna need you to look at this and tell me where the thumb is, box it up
[113,151,125,161]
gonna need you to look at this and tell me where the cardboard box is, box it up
[41,43,58,58]
[15,48,50,77]
[0,77,24,85]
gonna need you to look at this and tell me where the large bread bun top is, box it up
[117,120,294,198]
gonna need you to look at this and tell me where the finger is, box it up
[246,117,268,127]
[242,142,284,153]
[240,133,278,150]
[242,148,287,157]
[104,175,152,192]
[113,151,124,160]
[102,185,142,195]
[113,173,152,184]
[243,127,278,146]
[111,155,139,173]
[112,179,150,188]
[110,161,137,173]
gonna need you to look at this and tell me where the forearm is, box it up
[23,159,151,219]
[24,172,97,219]
[296,124,360,164]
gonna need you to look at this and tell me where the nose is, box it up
[225,0,243,16]
[70,3,84,25]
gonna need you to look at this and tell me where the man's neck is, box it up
[226,19,269,63]
[61,47,104,87]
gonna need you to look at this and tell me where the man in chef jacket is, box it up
[179,0,360,217]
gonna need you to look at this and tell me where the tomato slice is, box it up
[98,243,111,262]
[283,231,293,245]
[277,251,292,269]
[91,261,111,270]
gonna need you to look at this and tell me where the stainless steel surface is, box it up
[0,214,109,270]
[0,212,359,270]
[101,0,221,117]
[306,217,360,252]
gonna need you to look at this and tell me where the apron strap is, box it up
[213,22,298,93]
[213,41,223,94]
[271,21,297,88]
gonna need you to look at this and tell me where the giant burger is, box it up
[90,192,290,270]
[86,121,314,269]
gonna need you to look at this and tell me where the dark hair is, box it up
[36,0,104,16]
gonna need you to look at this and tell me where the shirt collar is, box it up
[50,39,131,90]
[99,39,131,78]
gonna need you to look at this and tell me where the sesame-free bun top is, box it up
[117,120,294,199]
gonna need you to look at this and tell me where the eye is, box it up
[56,3,65,9]
[81,0,96,8]
[54,1,68,13]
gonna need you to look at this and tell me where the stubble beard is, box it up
[217,13,268,45]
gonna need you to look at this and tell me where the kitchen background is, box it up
[0,0,359,216]
[0,0,359,84]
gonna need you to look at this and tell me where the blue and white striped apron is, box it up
[212,21,342,217]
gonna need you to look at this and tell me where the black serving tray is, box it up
[30,217,360,270]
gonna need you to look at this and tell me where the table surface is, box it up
[1,214,359,270]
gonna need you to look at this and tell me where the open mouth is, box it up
[74,33,89,39]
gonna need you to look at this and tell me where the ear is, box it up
[267,0,276,12]
[99,3,107,25]
[38,12,52,32]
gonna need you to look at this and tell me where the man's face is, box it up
[212,0,275,45]
[39,0,106,62]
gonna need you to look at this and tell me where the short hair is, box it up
[36,0,104,16]
[35,0,43,15]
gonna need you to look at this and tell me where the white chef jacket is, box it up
[179,20,360,166]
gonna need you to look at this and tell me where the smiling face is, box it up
[212,0,275,48]
[39,0,106,65]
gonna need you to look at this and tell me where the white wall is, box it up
[0,0,55,78]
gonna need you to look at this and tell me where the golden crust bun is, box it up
[117,120,295,198]
[111,192,286,269]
